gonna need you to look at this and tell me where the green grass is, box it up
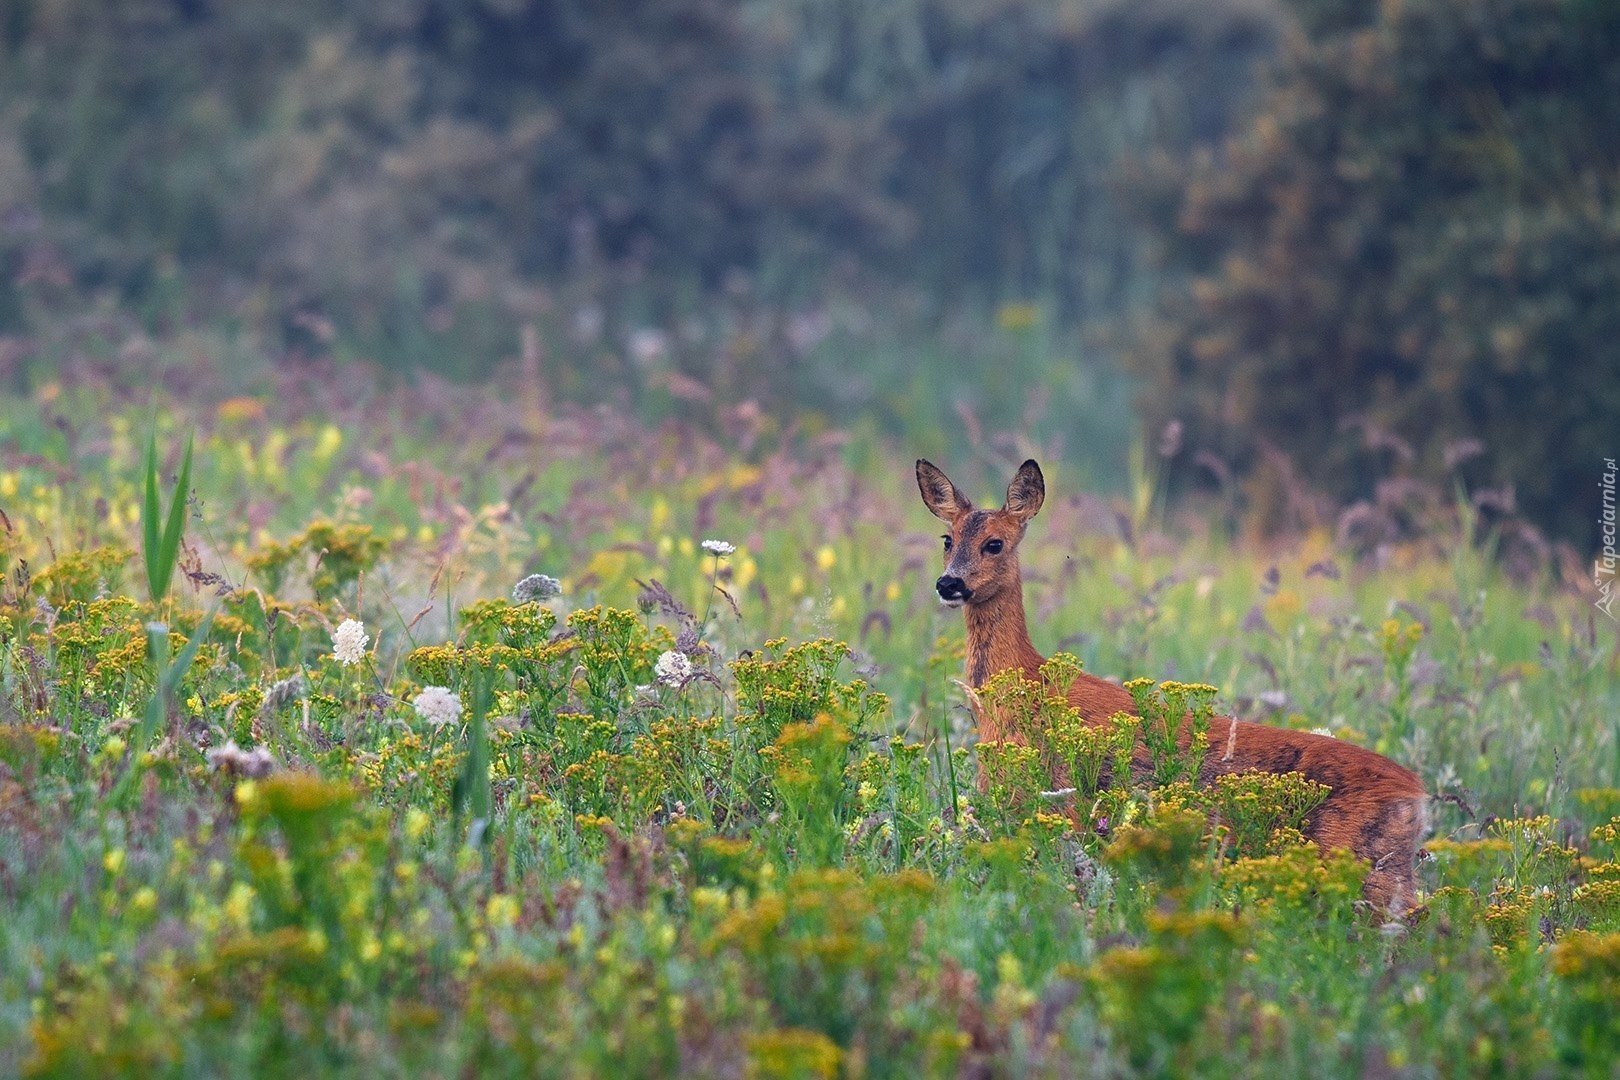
[1,368,1618,1077]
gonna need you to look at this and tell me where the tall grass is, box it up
[1,369,1616,1076]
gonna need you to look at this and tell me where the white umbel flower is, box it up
[701,539,735,556]
[413,686,463,728]
[512,573,563,603]
[332,618,368,666]
[654,649,694,687]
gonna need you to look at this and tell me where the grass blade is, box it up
[142,430,194,603]
[142,432,162,599]
[112,606,216,806]
[453,670,493,847]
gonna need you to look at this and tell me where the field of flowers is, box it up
[2,363,1618,1078]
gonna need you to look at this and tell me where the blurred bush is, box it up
[0,0,1277,342]
[1121,0,1620,544]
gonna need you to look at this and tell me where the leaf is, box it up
[142,432,162,599]
[455,669,494,847]
[142,430,195,603]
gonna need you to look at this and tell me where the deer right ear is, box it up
[1004,459,1045,522]
[916,460,972,523]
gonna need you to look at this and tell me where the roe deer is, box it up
[917,458,1428,915]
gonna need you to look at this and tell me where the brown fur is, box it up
[917,458,1428,915]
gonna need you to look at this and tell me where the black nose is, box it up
[936,575,970,601]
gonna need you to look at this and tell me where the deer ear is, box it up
[1003,459,1045,522]
[916,459,972,523]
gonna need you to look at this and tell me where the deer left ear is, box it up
[917,459,973,523]
[1003,459,1045,522]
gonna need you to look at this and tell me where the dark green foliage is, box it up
[1123,0,1620,543]
[0,0,1275,348]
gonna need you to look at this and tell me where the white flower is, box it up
[654,649,694,687]
[332,618,368,665]
[701,539,735,556]
[512,573,563,603]
[628,327,669,367]
[413,686,463,728]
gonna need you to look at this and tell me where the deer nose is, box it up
[936,575,971,602]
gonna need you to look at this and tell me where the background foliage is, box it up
[0,0,1615,545]
[1122,0,1620,544]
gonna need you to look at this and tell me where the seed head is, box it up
[413,686,463,728]
[512,573,563,603]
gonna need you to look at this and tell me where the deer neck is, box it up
[962,568,1044,690]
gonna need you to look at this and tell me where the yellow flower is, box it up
[995,302,1040,332]
[404,807,431,842]
[486,893,520,930]
[103,848,125,875]
[216,396,266,423]
[815,545,837,573]
[314,424,343,460]
[223,881,256,929]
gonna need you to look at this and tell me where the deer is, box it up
[917,458,1428,915]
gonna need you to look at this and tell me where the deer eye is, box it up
[942,535,953,552]
[982,538,1004,555]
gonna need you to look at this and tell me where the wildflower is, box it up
[413,686,463,728]
[655,650,694,687]
[701,539,735,556]
[405,807,432,841]
[486,893,520,930]
[205,740,277,779]
[512,573,563,603]
[332,618,368,666]
[628,327,668,367]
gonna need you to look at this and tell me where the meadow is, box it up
[2,363,1618,1078]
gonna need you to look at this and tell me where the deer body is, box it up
[918,459,1428,914]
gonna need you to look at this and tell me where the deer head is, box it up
[916,459,1045,607]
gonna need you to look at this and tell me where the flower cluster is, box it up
[413,685,463,728]
[512,573,563,603]
[331,619,369,665]
[655,649,694,687]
